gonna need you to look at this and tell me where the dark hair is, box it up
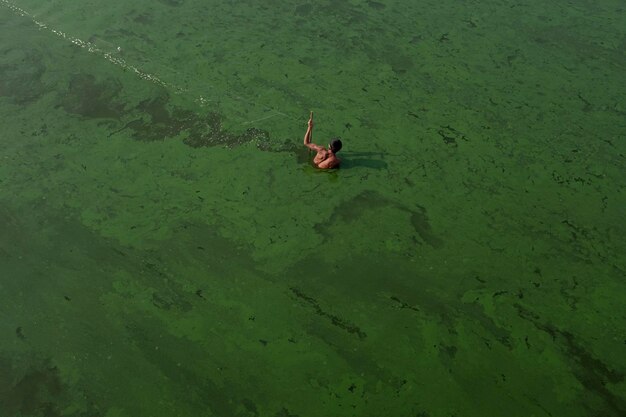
[330,138,342,153]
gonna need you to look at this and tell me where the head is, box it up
[329,138,342,153]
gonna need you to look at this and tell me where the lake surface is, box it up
[1,0,625,416]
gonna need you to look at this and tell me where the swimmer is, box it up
[303,111,342,169]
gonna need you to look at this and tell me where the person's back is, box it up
[303,112,342,169]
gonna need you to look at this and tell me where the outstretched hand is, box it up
[307,111,314,128]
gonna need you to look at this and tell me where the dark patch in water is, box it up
[184,119,268,149]
[15,327,25,340]
[242,398,260,415]
[463,302,512,349]
[127,95,190,140]
[124,317,250,417]
[315,190,443,247]
[294,3,313,16]
[0,358,75,417]
[138,94,171,125]
[0,48,47,105]
[320,190,388,223]
[319,0,367,25]
[59,73,125,119]
[386,48,414,75]
[274,408,299,417]
[272,140,311,164]
[388,283,513,351]
[151,290,192,312]
[410,209,443,248]
[362,43,413,75]
[120,92,272,148]
[439,344,458,359]
[437,125,468,146]
[290,287,367,339]
[366,1,386,10]
[73,79,309,157]
[514,303,626,414]
[159,0,185,6]
[133,13,153,24]
[390,296,420,313]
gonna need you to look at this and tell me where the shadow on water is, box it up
[339,152,388,170]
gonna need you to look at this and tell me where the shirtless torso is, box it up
[312,147,340,169]
[303,112,341,169]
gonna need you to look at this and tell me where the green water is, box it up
[1,0,625,415]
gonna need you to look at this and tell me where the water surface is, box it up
[1,0,625,416]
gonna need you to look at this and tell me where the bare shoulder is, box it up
[317,155,340,169]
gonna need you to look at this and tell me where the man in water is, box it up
[303,111,342,169]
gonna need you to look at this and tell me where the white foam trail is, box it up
[0,0,179,92]
[241,112,281,125]
[1,0,292,122]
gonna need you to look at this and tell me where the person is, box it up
[303,111,342,169]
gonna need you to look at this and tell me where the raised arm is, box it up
[303,111,323,151]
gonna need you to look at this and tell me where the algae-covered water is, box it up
[1,0,625,416]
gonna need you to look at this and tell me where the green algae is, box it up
[0,0,625,416]
[60,73,125,119]
[0,48,47,105]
